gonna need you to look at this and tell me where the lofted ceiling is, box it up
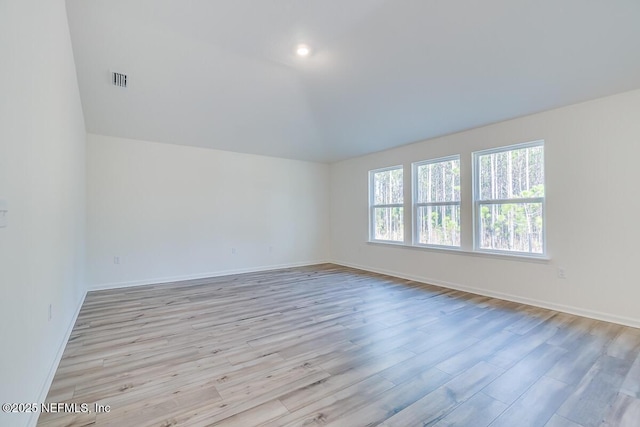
[66,0,640,163]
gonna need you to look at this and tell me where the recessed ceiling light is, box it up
[296,44,310,57]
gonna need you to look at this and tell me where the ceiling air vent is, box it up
[112,72,127,88]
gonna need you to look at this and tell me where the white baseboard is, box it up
[332,260,640,329]
[29,290,87,427]
[88,260,330,291]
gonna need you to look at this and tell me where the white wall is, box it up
[86,134,330,289]
[331,89,640,327]
[0,1,87,426]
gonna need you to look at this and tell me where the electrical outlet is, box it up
[557,268,566,279]
[114,256,120,265]
[48,304,52,321]
[231,248,237,255]
[0,199,7,228]
[268,246,273,253]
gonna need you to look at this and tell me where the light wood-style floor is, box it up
[39,264,640,427]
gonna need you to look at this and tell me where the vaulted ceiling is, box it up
[66,0,640,162]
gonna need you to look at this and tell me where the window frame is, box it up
[472,140,546,257]
[369,165,404,243]
[412,155,461,249]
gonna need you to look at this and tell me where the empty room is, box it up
[2,0,640,426]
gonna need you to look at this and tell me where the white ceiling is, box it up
[66,0,640,163]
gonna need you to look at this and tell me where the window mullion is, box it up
[416,201,461,207]
[372,203,404,208]
[478,197,544,205]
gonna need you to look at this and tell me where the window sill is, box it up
[365,241,551,263]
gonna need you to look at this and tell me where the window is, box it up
[473,141,545,255]
[369,166,404,242]
[413,156,460,247]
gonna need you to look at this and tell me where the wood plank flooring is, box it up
[39,264,640,427]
